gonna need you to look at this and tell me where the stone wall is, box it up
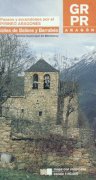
[2,72,59,124]
[0,117,95,174]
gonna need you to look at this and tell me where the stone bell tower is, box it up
[24,59,59,123]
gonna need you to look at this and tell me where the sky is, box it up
[0,0,96,60]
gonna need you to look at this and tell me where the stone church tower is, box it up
[2,59,59,124]
[24,59,59,123]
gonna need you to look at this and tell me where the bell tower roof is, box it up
[25,59,59,72]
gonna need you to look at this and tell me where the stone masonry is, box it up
[0,117,95,175]
[1,59,95,174]
[2,59,59,124]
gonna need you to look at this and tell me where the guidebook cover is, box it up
[0,0,96,179]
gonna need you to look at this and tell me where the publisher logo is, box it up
[63,0,96,33]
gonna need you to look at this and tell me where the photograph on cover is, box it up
[0,0,96,179]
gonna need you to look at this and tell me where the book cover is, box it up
[0,0,96,179]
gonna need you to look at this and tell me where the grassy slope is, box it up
[0,169,95,180]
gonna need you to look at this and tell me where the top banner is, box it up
[63,0,96,33]
[0,0,96,34]
[0,16,59,34]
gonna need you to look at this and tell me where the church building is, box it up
[2,59,60,124]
